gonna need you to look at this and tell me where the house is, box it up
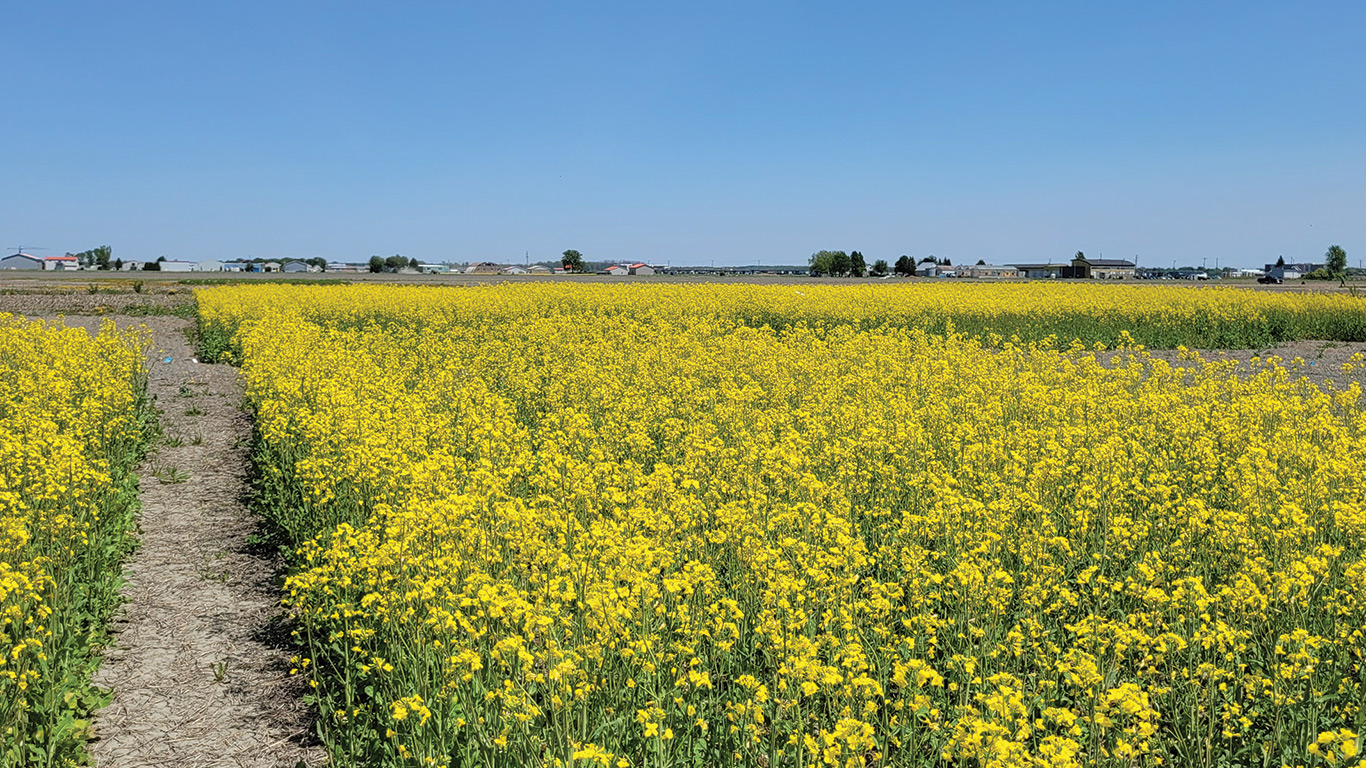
[961,264,1019,279]
[603,265,629,276]
[1070,256,1136,279]
[0,252,44,270]
[257,261,281,272]
[1265,262,1321,280]
[44,255,80,270]
[192,260,224,272]
[628,263,655,275]
[158,260,195,272]
[464,262,502,275]
[281,261,310,273]
[1008,262,1070,279]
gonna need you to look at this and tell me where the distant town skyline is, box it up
[2,2,1362,269]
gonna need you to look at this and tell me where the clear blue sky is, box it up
[2,2,1362,268]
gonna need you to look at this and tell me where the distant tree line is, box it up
[369,255,421,273]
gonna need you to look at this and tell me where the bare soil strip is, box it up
[64,315,323,768]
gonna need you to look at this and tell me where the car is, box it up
[1257,275,1282,284]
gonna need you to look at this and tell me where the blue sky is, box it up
[2,2,1362,268]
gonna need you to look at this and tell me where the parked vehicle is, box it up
[1258,275,1283,284]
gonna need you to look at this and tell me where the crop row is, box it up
[0,316,151,767]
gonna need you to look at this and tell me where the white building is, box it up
[0,252,44,270]
[159,260,195,272]
[44,255,80,270]
[193,260,224,272]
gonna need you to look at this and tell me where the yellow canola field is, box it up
[207,284,1365,767]
[0,315,148,765]
[197,281,1366,354]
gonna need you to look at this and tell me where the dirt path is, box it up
[55,315,324,767]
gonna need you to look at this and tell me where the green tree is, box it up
[871,259,889,276]
[1275,255,1286,268]
[408,257,420,270]
[369,256,385,273]
[1326,244,1347,277]
[384,255,407,271]
[831,251,851,276]
[849,251,866,277]
[894,255,914,276]
[306,257,328,271]
[74,245,112,270]
[808,250,842,276]
[562,250,585,272]
[114,258,124,271]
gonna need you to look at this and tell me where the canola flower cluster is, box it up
[0,315,149,766]
[197,284,1365,767]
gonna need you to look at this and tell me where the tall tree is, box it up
[562,250,584,272]
[369,256,385,273]
[871,259,889,276]
[808,250,843,276]
[1325,244,1348,276]
[894,255,914,276]
[849,251,866,277]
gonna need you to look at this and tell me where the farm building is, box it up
[961,264,1019,278]
[281,261,310,273]
[1070,256,1135,279]
[0,252,44,270]
[417,264,449,274]
[193,260,224,272]
[603,265,629,276]
[44,255,80,270]
[1265,262,1322,280]
[464,262,502,275]
[1008,262,1070,279]
[500,266,528,275]
[527,264,551,275]
[628,263,655,275]
[158,260,195,272]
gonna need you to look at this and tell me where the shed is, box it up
[0,252,44,270]
[281,261,309,273]
[44,255,80,270]
[628,263,655,275]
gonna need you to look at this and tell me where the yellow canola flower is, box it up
[0,314,148,761]
[205,283,1366,767]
